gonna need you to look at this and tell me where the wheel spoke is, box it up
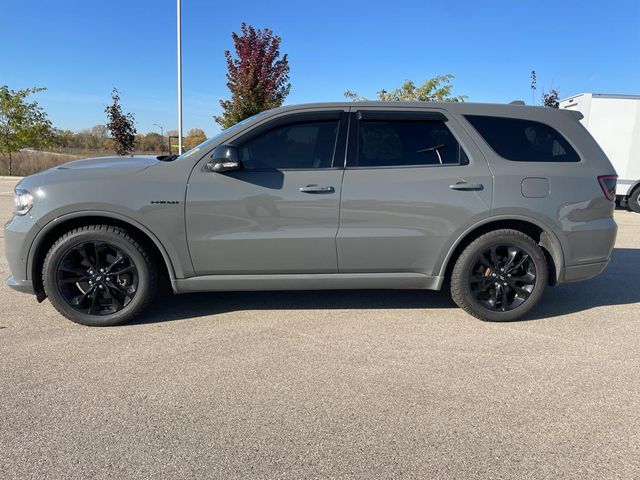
[58,277,89,285]
[104,285,123,310]
[106,280,133,302]
[71,287,94,307]
[469,244,536,312]
[87,289,100,314]
[81,243,97,268]
[94,242,107,268]
[510,271,536,284]
[503,247,519,270]
[501,287,508,311]
[110,265,134,276]
[56,240,139,316]
[59,265,88,276]
[487,287,498,307]
[470,274,488,283]
[489,246,500,266]
[478,255,493,269]
[106,253,124,272]
[513,285,531,300]
[508,253,530,273]
[471,281,492,294]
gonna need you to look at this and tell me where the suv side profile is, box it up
[4,102,618,326]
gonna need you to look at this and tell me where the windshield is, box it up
[176,111,271,161]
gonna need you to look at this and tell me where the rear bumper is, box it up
[557,259,609,284]
[5,275,35,294]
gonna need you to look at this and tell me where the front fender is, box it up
[28,209,184,279]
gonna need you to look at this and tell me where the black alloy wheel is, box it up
[56,241,139,315]
[43,225,157,326]
[468,244,536,312]
[450,229,548,322]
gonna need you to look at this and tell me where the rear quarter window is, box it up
[465,115,580,162]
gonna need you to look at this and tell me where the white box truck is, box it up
[559,93,640,212]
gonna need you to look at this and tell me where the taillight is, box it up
[597,175,617,201]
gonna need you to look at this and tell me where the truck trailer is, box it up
[560,93,640,212]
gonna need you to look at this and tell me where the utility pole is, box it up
[152,123,164,138]
[153,123,165,153]
[177,0,183,155]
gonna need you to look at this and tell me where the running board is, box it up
[172,273,444,294]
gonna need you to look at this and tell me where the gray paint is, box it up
[4,101,617,297]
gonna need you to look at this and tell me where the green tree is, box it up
[215,23,291,129]
[542,88,560,108]
[105,88,136,156]
[344,75,467,102]
[184,128,207,150]
[0,85,53,175]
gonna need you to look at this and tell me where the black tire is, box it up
[450,229,548,322]
[42,225,158,326]
[628,188,640,214]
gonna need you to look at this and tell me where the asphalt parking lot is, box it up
[1,176,639,479]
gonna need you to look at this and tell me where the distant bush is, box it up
[0,149,162,177]
[0,151,81,176]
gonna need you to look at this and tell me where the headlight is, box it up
[14,188,34,216]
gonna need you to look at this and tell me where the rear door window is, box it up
[356,118,468,167]
[465,115,580,162]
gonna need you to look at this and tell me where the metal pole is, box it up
[153,124,164,153]
[177,0,183,155]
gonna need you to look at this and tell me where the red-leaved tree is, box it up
[215,23,291,129]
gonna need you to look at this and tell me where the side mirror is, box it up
[207,145,241,172]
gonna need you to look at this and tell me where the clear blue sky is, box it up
[3,0,639,136]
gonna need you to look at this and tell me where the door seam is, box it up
[334,108,352,273]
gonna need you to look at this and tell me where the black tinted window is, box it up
[357,120,468,167]
[239,120,338,169]
[465,115,580,162]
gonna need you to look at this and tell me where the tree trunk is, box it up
[8,152,11,176]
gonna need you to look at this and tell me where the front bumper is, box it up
[5,275,35,294]
[4,211,41,297]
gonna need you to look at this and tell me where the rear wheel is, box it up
[451,229,548,322]
[43,225,157,326]
[628,188,640,214]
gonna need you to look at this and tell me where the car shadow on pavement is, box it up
[131,247,639,325]
[526,247,640,320]
[133,288,457,325]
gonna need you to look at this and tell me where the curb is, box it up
[0,176,24,180]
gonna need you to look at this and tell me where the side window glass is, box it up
[465,115,580,162]
[239,120,338,169]
[357,119,468,167]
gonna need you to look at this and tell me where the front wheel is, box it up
[450,229,548,322]
[42,225,158,326]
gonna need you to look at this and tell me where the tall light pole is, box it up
[176,0,183,155]
[152,123,164,137]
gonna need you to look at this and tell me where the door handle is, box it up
[449,182,484,191]
[299,185,335,194]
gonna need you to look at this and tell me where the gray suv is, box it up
[4,102,618,326]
